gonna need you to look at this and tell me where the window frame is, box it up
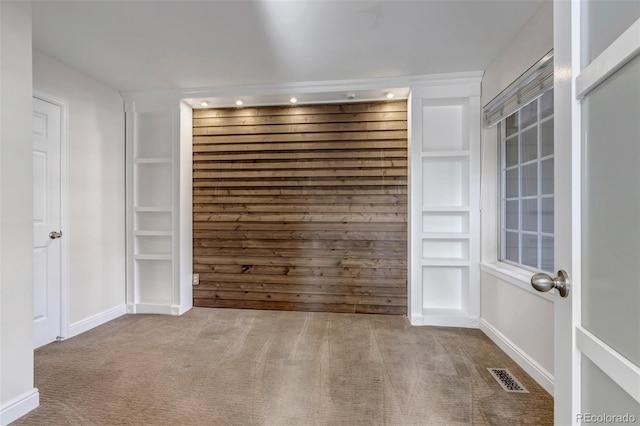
[497,90,555,274]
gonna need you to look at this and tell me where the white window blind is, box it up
[484,51,554,128]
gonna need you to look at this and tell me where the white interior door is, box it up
[551,1,640,424]
[33,96,62,349]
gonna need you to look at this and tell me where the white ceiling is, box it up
[32,0,545,96]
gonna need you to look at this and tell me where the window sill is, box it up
[480,262,556,302]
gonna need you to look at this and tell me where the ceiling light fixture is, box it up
[385,92,395,99]
[235,99,244,106]
[289,97,298,104]
[200,100,209,107]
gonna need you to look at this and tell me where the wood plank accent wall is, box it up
[192,101,407,314]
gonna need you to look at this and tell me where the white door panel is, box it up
[552,2,640,423]
[33,97,62,349]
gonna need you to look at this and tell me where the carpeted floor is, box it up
[13,308,553,425]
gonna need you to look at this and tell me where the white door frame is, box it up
[33,90,70,340]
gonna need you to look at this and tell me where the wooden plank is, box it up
[193,212,406,223]
[193,168,407,179]
[193,149,407,162]
[192,187,408,196]
[193,120,406,136]
[192,177,408,187]
[192,222,406,232]
[192,230,407,242]
[193,204,406,213]
[356,304,407,315]
[193,111,408,127]
[193,299,358,313]
[192,101,407,118]
[192,264,407,278]
[193,238,405,250]
[193,256,406,268]
[193,159,408,170]
[192,140,406,153]
[192,195,407,205]
[196,280,406,294]
[193,247,406,260]
[193,130,407,144]
[193,298,406,315]
[193,289,406,306]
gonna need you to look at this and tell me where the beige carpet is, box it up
[14,308,553,425]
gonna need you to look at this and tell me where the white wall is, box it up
[479,1,555,394]
[482,1,553,106]
[32,51,126,329]
[0,2,39,423]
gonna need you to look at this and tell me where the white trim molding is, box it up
[67,305,126,339]
[576,17,640,99]
[481,318,554,395]
[121,71,484,105]
[577,327,640,404]
[480,262,556,302]
[0,388,39,426]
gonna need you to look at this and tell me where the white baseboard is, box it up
[0,388,39,426]
[410,310,480,329]
[480,318,554,395]
[129,303,193,316]
[66,304,126,339]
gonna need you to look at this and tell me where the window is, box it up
[498,90,554,272]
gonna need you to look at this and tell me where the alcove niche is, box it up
[124,73,481,328]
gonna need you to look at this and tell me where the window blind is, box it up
[484,50,554,128]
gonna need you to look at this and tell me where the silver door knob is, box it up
[49,231,62,239]
[531,269,570,297]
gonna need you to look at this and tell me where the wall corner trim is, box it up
[480,318,554,395]
[67,304,127,339]
[0,388,39,426]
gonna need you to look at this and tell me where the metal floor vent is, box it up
[487,368,529,393]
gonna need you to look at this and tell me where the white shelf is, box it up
[421,156,470,207]
[134,158,172,164]
[410,88,480,329]
[134,207,172,213]
[421,150,470,158]
[421,205,470,212]
[134,254,172,261]
[134,231,173,237]
[422,233,471,239]
[422,210,470,234]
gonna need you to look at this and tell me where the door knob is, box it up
[49,231,62,239]
[531,269,570,297]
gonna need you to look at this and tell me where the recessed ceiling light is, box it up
[289,97,298,104]
[200,100,209,107]
[345,93,356,100]
[235,99,244,106]
[385,92,395,99]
